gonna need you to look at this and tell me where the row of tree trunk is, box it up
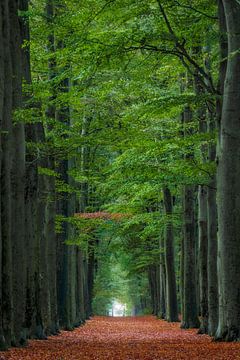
[149,0,240,342]
[0,0,93,350]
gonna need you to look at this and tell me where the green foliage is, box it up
[29,0,219,315]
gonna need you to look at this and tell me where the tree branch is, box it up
[173,0,218,20]
[156,0,217,94]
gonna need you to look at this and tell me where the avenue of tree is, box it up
[0,0,240,351]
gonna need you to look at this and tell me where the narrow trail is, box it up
[2,316,240,360]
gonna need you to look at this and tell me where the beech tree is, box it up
[1,0,240,351]
[216,0,240,341]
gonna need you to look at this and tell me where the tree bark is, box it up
[0,1,7,350]
[158,236,166,319]
[1,0,14,347]
[207,107,218,336]
[181,107,199,329]
[216,0,240,341]
[181,184,199,329]
[10,0,27,346]
[198,185,208,334]
[163,187,178,322]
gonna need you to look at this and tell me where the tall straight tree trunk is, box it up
[207,174,218,336]
[76,248,86,324]
[148,266,158,315]
[193,57,209,334]
[56,156,72,329]
[155,264,160,316]
[20,0,42,339]
[1,0,14,346]
[163,187,178,322]
[181,107,199,329]
[180,232,184,322]
[10,0,27,346]
[44,159,59,334]
[78,116,92,318]
[207,0,227,338]
[45,0,59,335]
[216,0,240,341]
[158,236,166,319]
[0,1,6,350]
[36,125,52,339]
[181,184,199,329]
[198,185,208,334]
[55,76,77,330]
[213,0,228,335]
[207,108,219,336]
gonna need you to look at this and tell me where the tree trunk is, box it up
[1,0,14,346]
[181,184,199,329]
[45,0,59,335]
[181,106,199,329]
[211,0,226,339]
[76,249,86,324]
[158,236,166,319]
[216,0,240,341]
[0,1,6,350]
[207,109,218,336]
[10,0,27,346]
[198,185,208,334]
[163,187,178,322]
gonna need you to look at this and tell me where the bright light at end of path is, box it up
[110,301,126,317]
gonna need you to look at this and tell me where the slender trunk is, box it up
[148,266,158,315]
[155,264,160,316]
[192,52,209,334]
[83,255,90,319]
[44,158,59,334]
[163,187,178,322]
[207,107,218,336]
[181,184,199,328]
[198,185,208,334]
[10,0,27,346]
[77,249,86,324]
[0,1,6,350]
[87,239,95,316]
[212,0,227,339]
[207,179,218,336]
[20,0,42,339]
[1,0,14,346]
[181,106,199,329]
[56,157,72,329]
[180,231,184,321]
[37,126,51,339]
[45,0,59,335]
[159,236,166,319]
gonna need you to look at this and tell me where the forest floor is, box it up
[2,316,240,360]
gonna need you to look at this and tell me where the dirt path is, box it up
[2,316,240,360]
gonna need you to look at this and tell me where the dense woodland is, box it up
[0,0,240,351]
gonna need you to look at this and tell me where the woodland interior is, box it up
[0,0,240,357]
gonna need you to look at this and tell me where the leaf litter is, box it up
[2,316,240,359]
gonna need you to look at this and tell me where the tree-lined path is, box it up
[3,317,240,360]
[2,0,240,355]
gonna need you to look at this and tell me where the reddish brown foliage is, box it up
[2,316,240,359]
[74,212,129,220]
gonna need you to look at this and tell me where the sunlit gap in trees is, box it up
[109,300,127,317]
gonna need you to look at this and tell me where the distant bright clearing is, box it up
[109,301,126,317]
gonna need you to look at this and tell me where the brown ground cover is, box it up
[2,316,240,360]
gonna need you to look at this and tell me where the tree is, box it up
[216,0,240,341]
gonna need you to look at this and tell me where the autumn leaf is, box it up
[3,316,240,360]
